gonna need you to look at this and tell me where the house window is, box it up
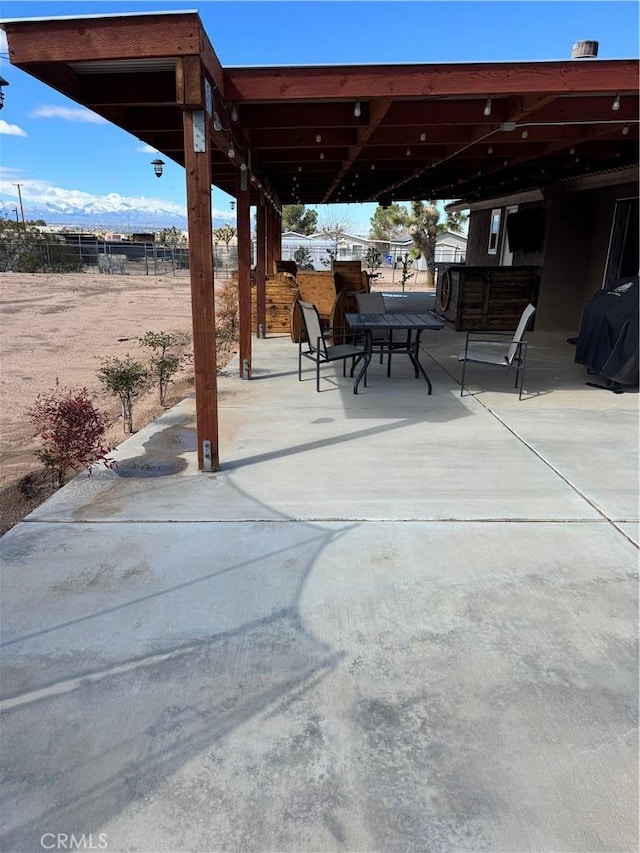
[488,208,501,255]
[603,197,639,290]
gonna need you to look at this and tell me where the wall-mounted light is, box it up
[151,157,165,178]
[0,76,9,110]
[353,101,361,118]
[612,93,621,111]
[229,200,236,211]
[483,97,492,117]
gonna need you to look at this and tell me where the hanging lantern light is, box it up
[151,157,165,178]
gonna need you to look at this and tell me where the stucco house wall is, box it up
[463,178,638,331]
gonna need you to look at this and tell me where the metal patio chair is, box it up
[458,303,536,400]
[297,300,367,392]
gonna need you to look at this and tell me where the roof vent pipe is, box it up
[571,40,599,58]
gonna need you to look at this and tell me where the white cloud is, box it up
[0,175,186,217]
[212,209,235,222]
[0,120,27,137]
[30,104,107,124]
[136,143,157,154]
[0,31,7,54]
[0,166,25,181]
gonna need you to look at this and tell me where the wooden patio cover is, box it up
[3,10,638,469]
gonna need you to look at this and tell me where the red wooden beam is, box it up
[225,60,639,102]
[5,13,203,64]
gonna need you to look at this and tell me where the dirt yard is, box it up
[0,266,434,536]
[0,270,238,536]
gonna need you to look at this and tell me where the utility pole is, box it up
[12,183,25,223]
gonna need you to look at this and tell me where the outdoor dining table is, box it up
[345,311,444,395]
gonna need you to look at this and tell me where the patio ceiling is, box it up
[3,10,639,208]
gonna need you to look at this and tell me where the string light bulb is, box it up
[483,97,492,117]
[353,101,361,118]
[612,93,621,111]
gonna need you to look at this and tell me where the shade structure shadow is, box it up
[0,490,353,851]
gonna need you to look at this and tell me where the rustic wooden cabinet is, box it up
[435,265,539,331]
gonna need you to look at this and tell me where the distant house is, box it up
[279,230,467,271]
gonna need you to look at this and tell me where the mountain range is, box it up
[1,197,231,232]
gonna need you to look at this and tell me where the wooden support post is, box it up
[183,109,219,471]
[255,200,267,337]
[236,173,252,379]
[265,206,272,276]
[266,205,276,275]
[272,207,283,272]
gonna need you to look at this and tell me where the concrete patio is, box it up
[1,311,638,853]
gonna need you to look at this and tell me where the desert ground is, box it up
[0,269,240,535]
[0,266,430,535]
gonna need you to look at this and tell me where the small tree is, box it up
[213,225,237,249]
[364,246,383,282]
[399,253,414,292]
[320,249,337,268]
[216,277,240,340]
[28,386,113,488]
[317,216,354,258]
[293,246,313,269]
[98,355,148,434]
[156,226,186,248]
[139,330,191,406]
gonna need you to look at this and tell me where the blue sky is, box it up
[0,1,638,233]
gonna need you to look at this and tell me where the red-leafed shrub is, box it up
[28,387,114,488]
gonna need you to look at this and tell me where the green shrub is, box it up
[98,355,148,433]
[139,330,191,406]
